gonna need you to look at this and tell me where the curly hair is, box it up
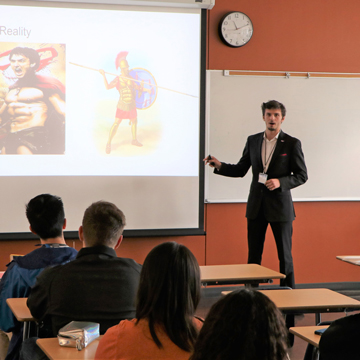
[190,289,289,360]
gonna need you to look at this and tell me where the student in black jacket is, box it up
[22,201,141,360]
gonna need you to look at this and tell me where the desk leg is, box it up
[313,349,320,360]
[315,313,321,325]
[304,345,320,360]
[23,322,30,341]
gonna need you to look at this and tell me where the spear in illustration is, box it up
[69,62,198,98]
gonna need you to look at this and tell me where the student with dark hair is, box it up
[95,241,202,360]
[21,201,141,360]
[27,201,141,336]
[0,194,77,360]
[25,193,65,239]
[190,289,289,360]
[317,313,360,360]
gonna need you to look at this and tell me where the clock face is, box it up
[219,12,253,48]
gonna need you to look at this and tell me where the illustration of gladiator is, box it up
[99,51,144,154]
[0,46,65,154]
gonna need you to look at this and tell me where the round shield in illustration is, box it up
[129,68,157,110]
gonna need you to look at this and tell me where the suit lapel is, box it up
[255,133,264,169]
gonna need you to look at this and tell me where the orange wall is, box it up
[1,0,360,285]
[204,0,360,283]
[0,236,206,270]
[205,202,360,284]
[208,0,360,73]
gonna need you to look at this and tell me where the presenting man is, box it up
[0,194,77,360]
[204,100,307,289]
[0,46,65,154]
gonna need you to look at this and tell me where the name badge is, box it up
[258,173,268,184]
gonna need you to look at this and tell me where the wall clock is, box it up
[219,12,253,48]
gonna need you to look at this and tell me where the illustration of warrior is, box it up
[99,51,144,154]
[0,46,65,154]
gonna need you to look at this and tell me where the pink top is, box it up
[95,318,202,360]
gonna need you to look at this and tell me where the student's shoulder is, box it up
[36,259,73,281]
[329,313,360,331]
[38,263,63,277]
[115,257,142,272]
[17,245,76,260]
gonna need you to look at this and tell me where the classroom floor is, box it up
[196,285,360,360]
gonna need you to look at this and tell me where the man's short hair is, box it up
[82,201,126,247]
[9,47,40,71]
[26,194,65,240]
[261,100,286,118]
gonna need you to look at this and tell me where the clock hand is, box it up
[222,25,251,34]
[235,24,251,30]
[223,24,250,34]
[231,26,251,35]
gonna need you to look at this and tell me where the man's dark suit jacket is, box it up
[215,130,308,222]
[27,245,142,336]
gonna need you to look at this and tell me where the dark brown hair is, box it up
[261,100,286,118]
[190,289,289,360]
[136,242,201,352]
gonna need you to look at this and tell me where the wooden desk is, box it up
[336,255,360,266]
[6,298,35,340]
[221,288,360,324]
[6,298,33,322]
[200,264,285,286]
[289,325,329,348]
[37,336,102,360]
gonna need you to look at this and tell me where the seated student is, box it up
[190,289,289,360]
[27,201,142,337]
[318,313,360,360]
[0,194,78,360]
[95,241,203,360]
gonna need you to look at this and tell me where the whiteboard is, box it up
[205,70,360,202]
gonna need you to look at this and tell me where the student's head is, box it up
[80,201,126,248]
[136,241,201,352]
[26,194,65,240]
[190,289,288,360]
[9,47,40,78]
[261,100,286,118]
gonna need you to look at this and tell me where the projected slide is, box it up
[0,4,201,176]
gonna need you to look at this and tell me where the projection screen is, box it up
[0,0,205,239]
